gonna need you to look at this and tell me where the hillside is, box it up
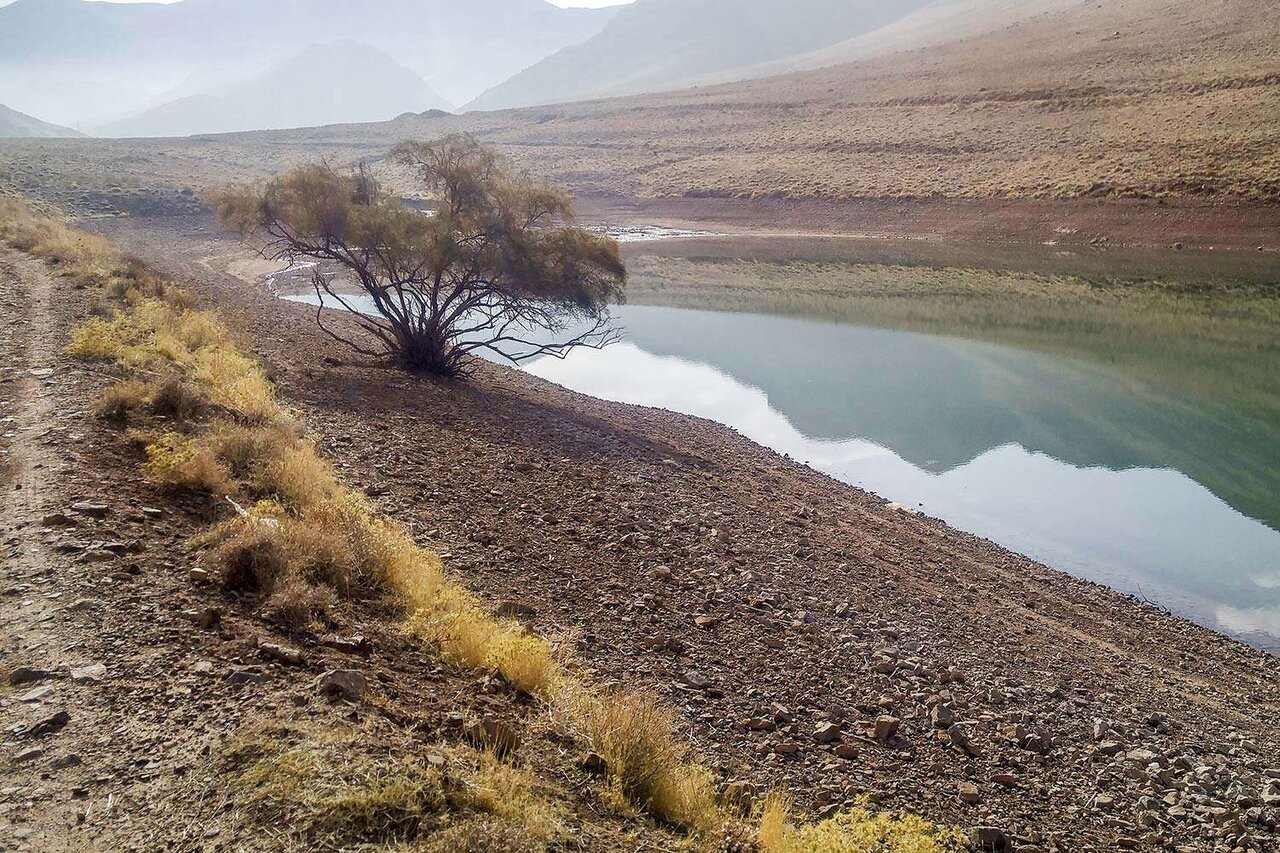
[96,42,450,138]
[0,0,614,127]
[0,103,81,138]
[0,0,1275,232]
[466,0,933,111]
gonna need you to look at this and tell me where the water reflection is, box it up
[525,306,1280,650]
[283,291,1280,649]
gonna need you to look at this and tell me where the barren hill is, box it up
[0,103,81,139]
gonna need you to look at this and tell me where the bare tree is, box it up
[214,135,626,377]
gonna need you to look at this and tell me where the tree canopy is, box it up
[215,134,626,376]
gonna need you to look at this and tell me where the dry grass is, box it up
[758,793,966,853]
[225,722,571,851]
[570,688,720,831]
[5,197,963,847]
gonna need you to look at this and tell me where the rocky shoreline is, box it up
[72,213,1280,851]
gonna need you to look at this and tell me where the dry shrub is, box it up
[258,442,340,508]
[142,432,229,494]
[93,379,153,424]
[573,688,720,831]
[758,793,967,853]
[262,573,338,630]
[449,751,565,843]
[207,421,296,480]
[148,376,208,420]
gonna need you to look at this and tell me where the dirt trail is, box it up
[87,214,1280,852]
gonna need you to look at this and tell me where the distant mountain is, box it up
[465,0,935,111]
[0,102,82,138]
[96,41,449,138]
[0,0,616,128]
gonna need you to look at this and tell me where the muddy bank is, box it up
[575,195,1280,252]
[83,212,1280,851]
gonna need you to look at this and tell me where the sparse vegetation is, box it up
[214,135,627,377]
[3,198,964,851]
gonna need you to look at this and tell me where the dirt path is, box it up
[90,214,1280,852]
[0,248,370,851]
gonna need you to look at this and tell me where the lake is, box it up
[284,236,1280,650]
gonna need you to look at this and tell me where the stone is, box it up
[873,715,901,742]
[464,717,520,757]
[225,669,266,686]
[70,663,106,684]
[496,600,536,618]
[931,703,955,729]
[958,781,981,803]
[259,643,305,666]
[14,747,45,764]
[834,743,860,760]
[316,669,367,702]
[69,501,109,518]
[992,772,1018,787]
[813,721,843,744]
[680,671,712,690]
[722,780,760,814]
[192,660,215,675]
[9,667,55,686]
[972,826,1010,851]
[17,686,53,703]
[50,754,82,770]
[948,725,979,756]
[188,568,211,584]
[21,710,70,738]
[41,513,76,527]
[649,565,673,581]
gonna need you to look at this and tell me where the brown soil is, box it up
[62,212,1280,852]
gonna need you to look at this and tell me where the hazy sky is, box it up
[0,0,637,6]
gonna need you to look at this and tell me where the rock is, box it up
[464,717,520,757]
[649,565,673,581]
[948,724,979,756]
[258,643,305,666]
[183,608,221,630]
[188,567,211,584]
[14,747,45,764]
[958,781,981,803]
[680,671,712,690]
[225,669,266,686]
[972,826,1010,851]
[40,513,76,527]
[873,715,901,742]
[580,752,607,775]
[813,721,843,744]
[722,780,760,814]
[66,598,102,612]
[21,710,70,738]
[930,703,955,729]
[69,501,109,518]
[17,686,54,703]
[496,600,537,618]
[50,753,82,770]
[9,667,56,686]
[773,741,800,756]
[192,660,215,675]
[991,772,1018,787]
[69,663,106,684]
[316,669,367,702]
[834,743,860,760]
[323,635,370,655]
[140,507,164,518]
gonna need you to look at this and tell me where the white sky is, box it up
[30,0,638,6]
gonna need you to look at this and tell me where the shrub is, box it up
[142,432,229,494]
